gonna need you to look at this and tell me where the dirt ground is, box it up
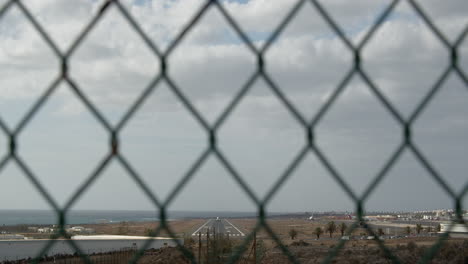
[79,219,206,237]
[260,239,468,264]
[225,218,467,263]
[5,218,467,263]
[228,219,445,247]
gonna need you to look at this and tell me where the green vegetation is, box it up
[313,227,323,239]
[377,228,384,236]
[405,226,411,235]
[325,221,336,238]
[289,228,298,240]
[339,222,347,236]
[426,226,432,233]
[144,228,156,237]
[415,224,423,234]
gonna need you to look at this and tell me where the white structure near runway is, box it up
[440,223,468,238]
[0,235,181,261]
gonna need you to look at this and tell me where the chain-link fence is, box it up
[0,0,466,263]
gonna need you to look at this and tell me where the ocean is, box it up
[0,210,257,226]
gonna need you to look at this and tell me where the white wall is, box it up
[0,238,181,261]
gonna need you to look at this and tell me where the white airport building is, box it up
[440,223,468,238]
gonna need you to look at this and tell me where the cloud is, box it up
[0,0,466,211]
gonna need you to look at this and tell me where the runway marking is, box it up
[192,219,212,236]
[223,219,245,236]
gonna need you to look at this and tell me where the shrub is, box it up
[289,228,298,240]
[407,241,417,252]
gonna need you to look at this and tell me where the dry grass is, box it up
[18,217,467,264]
[81,219,206,237]
[229,218,453,250]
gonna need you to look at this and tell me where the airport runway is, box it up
[192,218,245,237]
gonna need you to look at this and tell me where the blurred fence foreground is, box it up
[0,0,467,263]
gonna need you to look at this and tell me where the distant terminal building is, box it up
[27,227,38,232]
[326,214,353,220]
[66,226,95,234]
[364,215,396,221]
[0,234,25,240]
[70,226,85,232]
[440,223,468,238]
[422,215,436,220]
[376,215,397,221]
[38,227,54,233]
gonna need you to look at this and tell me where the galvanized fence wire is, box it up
[0,0,466,263]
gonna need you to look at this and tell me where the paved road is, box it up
[192,219,245,237]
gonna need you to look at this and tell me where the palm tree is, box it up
[326,221,337,238]
[405,226,411,235]
[339,223,347,236]
[145,228,156,237]
[377,228,385,237]
[313,227,323,239]
[289,229,298,240]
[415,224,423,234]
[426,226,432,233]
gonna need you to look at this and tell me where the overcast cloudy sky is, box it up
[0,0,467,213]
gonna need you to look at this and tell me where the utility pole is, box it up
[253,231,257,264]
[213,226,217,263]
[207,229,210,264]
[198,232,201,264]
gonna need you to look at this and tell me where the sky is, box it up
[0,0,467,213]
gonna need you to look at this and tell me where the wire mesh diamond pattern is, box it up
[0,0,466,263]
